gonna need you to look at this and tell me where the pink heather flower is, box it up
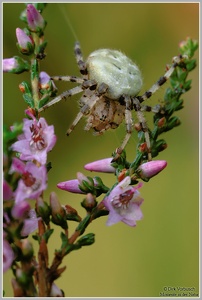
[12,200,31,219]
[57,179,85,194]
[39,71,56,90]
[3,57,30,74]
[11,117,57,165]
[26,4,46,32]
[84,157,115,173]
[10,157,25,174]
[39,71,52,90]
[3,238,15,272]
[137,160,167,180]
[3,58,18,72]
[16,28,34,54]
[39,72,58,97]
[13,161,47,203]
[25,108,36,119]
[21,209,40,236]
[57,172,97,194]
[103,176,143,226]
[3,179,13,201]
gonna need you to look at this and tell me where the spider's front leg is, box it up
[66,82,109,136]
[74,41,88,79]
[38,85,84,112]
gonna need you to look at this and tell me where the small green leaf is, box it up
[76,233,95,247]
[183,79,192,91]
[76,215,91,235]
[23,93,34,107]
[186,59,197,72]
[38,94,51,108]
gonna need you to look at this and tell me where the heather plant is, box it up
[3,4,198,297]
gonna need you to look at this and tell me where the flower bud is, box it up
[3,57,30,74]
[36,197,51,224]
[63,204,82,222]
[50,283,64,297]
[16,28,34,55]
[157,117,166,128]
[26,4,46,33]
[77,172,94,192]
[137,160,167,181]
[19,81,32,94]
[57,179,85,194]
[16,269,28,286]
[57,174,108,196]
[179,37,198,58]
[39,71,57,96]
[76,233,95,247]
[21,239,34,259]
[50,192,67,229]
[84,157,115,173]
[81,193,97,212]
[39,71,52,89]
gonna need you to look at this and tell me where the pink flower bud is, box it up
[50,192,63,215]
[57,179,85,194]
[39,71,51,89]
[84,157,115,173]
[3,57,30,74]
[3,58,18,72]
[26,4,46,32]
[137,160,167,180]
[16,28,34,54]
[57,172,97,194]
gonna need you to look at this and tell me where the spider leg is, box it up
[113,96,133,161]
[38,86,84,112]
[38,78,97,113]
[74,41,88,80]
[50,75,84,84]
[133,97,152,161]
[66,83,108,136]
[120,96,133,148]
[141,104,162,113]
[137,54,187,103]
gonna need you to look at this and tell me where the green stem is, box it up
[31,33,41,108]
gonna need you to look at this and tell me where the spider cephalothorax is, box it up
[39,42,186,161]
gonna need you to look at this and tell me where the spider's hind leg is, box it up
[113,96,135,161]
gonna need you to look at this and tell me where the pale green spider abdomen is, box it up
[86,49,143,100]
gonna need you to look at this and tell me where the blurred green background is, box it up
[3,3,199,297]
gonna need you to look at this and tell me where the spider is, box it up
[38,42,186,161]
